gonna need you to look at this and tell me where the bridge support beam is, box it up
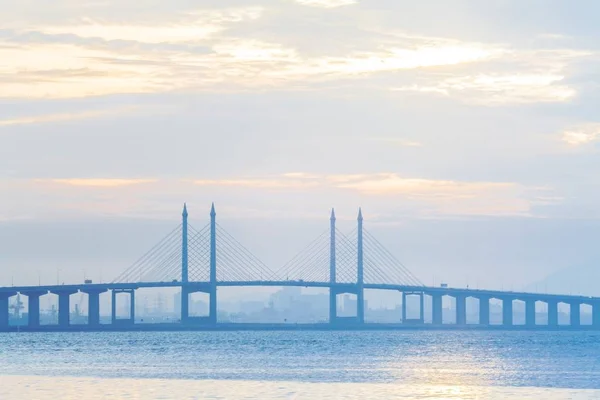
[570,302,581,327]
[0,293,14,330]
[112,289,135,325]
[525,299,536,327]
[432,293,442,325]
[547,300,558,327]
[25,291,45,328]
[479,296,490,326]
[593,302,600,328]
[502,298,513,327]
[456,295,466,326]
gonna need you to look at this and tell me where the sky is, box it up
[1,0,600,296]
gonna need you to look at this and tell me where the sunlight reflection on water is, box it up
[1,376,599,400]
[1,331,600,399]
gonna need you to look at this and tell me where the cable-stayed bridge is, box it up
[1,204,599,331]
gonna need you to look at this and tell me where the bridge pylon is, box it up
[329,208,337,323]
[328,208,365,325]
[209,203,217,324]
[357,208,365,324]
[181,203,189,322]
[181,203,218,325]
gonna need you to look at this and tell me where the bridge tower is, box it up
[329,208,337,323]
[181,203,189,322]
[209,203,217,324]
[357,208,365,324]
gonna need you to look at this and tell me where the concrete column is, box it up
[502,298,513,326]
[329,288,337,324]
[27,292,44,327]
[570,302,581,327]
[525,299,536,327]
[88,292,101,327]
[111,290,117,324]
[181,288,189,323]
[0,293,13,329]
[58,293,71,327]
[432,294,442,325]
[547,300,558,327]
[593,302,600,328]
[130,290,135,323]
[209,203,218,324]
[479,296,490,326]
[419,292,425,323]
[456,295,466,326]
[401,292,407,323]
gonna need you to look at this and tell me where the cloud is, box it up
[43,179,157,187]
[35,7,264,44]
[393,74,576,105]
[0,4,511,100]
[368,138,422,147]
[295,0,358,8]
[0,106,141,127]
[391,48,592,105]
[561,123,600,146]
[192,173,544,217]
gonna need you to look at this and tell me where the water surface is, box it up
[1,331,599,399]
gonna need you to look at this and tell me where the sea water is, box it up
[1,331,599,399]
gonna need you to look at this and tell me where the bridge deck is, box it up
[1,281,597,304]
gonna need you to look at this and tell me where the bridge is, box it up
[1,204,599,331]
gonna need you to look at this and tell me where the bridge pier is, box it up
[525,299,536,327]
[24,291,46,328]
[593,302,600,328]
[456,295,466,326]
[112,289,135,325]
[547,300,558,327]
[479,296,490,325]
[83,289,106,327]
[181,288,189,322]
[570,302,581,327]
[401,292,406,322]
[431,293,442,325]
[329,289,337,323]
[0,292,14,330]
[51,290,77,327]
[502,298,513,327]
[209,289,217,325]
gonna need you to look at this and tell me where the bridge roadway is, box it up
[2,280,600,331]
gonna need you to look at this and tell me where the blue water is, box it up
[1,331,600,399]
